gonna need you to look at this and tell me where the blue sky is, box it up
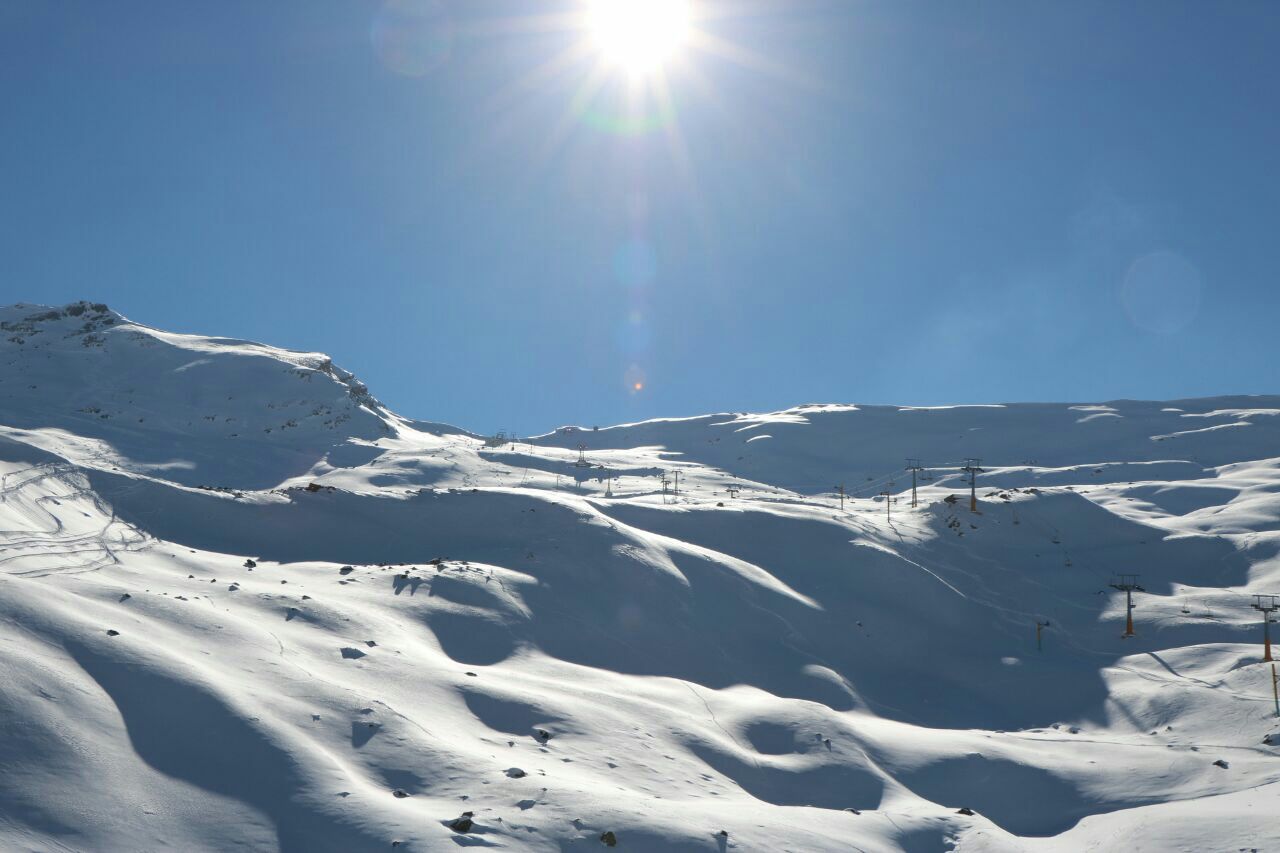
[1,1,1277,435]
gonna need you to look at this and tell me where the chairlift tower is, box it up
[574,444,590,468]
[834,484,845,511]
[1110,574,1145,638]
[1252,594,1279,662]
[1036,619,1050,652]
[962,458,983,512]
[880,480,895,522]
[906,459,925,508]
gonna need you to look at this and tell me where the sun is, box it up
[587,0,691,76]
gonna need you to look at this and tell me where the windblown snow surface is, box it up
[2,302,1279,852]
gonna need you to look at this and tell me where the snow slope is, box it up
[2,302,1278,852]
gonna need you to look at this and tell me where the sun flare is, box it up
[587,0,691,76]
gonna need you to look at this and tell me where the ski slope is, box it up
[2,302,1278,852]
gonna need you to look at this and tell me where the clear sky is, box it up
[1,1,1277,435]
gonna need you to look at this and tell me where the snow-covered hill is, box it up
[0,302,402,489]
[2,302,1278,852]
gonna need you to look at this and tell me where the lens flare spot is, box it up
[624,365,647,394]
[371,0,453,77]
[580,100,677,136]
[617,315,651,356]
[613,239,657,288]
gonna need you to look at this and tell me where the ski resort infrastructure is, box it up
[1,302,1278,852]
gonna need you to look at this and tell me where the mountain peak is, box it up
[1,300,122,336]
[0,301,397,489]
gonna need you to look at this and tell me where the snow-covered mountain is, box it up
[2,302,1278,852]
